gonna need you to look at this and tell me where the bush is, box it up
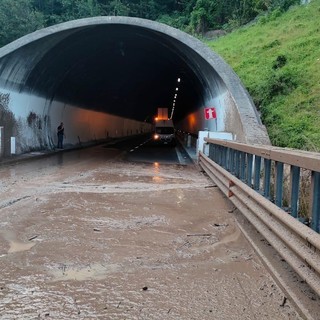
[251,68,298,109]
[272,55,287,69]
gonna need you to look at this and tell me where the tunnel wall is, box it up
[175,48,267,143]
[0,89,151,156]
[180,91,245,141]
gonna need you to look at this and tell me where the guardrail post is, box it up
[275,162,284,208]
[218,145,222,165]
[247,154,253,187]
[311,171,320,232]
[11,137,16,155]
[253,156,261,191]
[215,145,219,163]
[235,151,240,178]
[230,149,235,174]
[208,143,215,161]
[240,151,246,181]
[226,147,231,172]
[290,166,300,218]
[221,146,227,168]
[216,145,219,164]
[263,159,272,199]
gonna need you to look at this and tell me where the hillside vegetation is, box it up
[0,0,299,47]
[208,0,320,151]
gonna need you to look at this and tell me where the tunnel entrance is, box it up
[25,24,204,124]
[0,17,269,155]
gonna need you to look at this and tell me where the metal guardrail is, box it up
[199,138,320,297]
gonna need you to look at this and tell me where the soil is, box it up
[0,148,303,319]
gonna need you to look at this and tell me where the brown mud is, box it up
[0,149,302,319]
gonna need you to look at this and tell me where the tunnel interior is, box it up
[23,24,206,123]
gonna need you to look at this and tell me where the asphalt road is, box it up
[104,134,193,165]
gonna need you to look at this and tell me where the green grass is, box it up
[207,1,320,150]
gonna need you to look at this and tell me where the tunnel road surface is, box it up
[0,144,302,319]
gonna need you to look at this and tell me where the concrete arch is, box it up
[0,16,269,156]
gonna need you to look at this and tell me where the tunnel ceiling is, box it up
[18,23,207,123]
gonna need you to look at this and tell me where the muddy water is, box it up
[0,230,36,253]
[0,147,302,319]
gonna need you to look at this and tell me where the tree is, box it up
[104,0,130,16]
[190,0,218,34]
[0,0,303,47]
[128,0,157,19]
[32,0,63,16]
[59,0,102,20]
[0,0,45,47]
[32,0,65,25]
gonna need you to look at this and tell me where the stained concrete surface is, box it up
[0,147,302,319]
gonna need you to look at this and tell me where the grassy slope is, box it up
[207,0,320,150]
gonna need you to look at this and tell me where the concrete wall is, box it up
[177,91,239,136]
[175,48,269,145]
[0,88,151,156]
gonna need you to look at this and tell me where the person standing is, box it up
[57,122,65,149]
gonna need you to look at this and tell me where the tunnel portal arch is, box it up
[0,16,269,155]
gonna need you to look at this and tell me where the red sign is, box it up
[204,107,217,120]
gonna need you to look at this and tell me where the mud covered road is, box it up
[0,144,302,319]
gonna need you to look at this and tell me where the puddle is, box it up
[49,263,120,281]
[0,230,36,253]
[8,241,35,253]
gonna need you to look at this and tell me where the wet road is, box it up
[106,134,192,165]
[0,138,302,319]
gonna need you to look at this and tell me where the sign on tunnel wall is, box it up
[204,107,217,120]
